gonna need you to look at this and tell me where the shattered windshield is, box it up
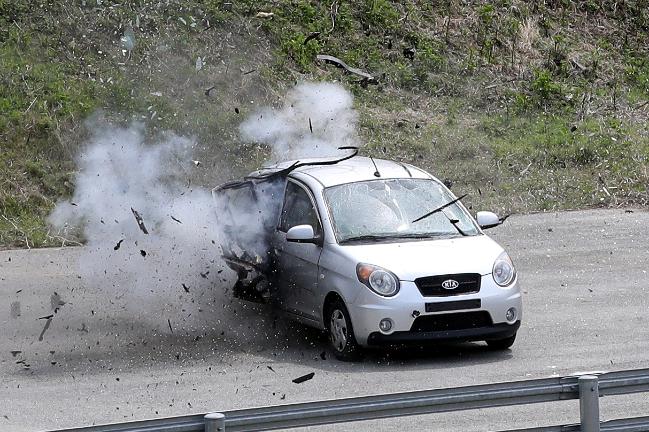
[324,179,480,243]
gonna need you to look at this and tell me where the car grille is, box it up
[415,273,482,296]
[410,311,493,332]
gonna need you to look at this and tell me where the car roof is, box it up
[253,156,432,188]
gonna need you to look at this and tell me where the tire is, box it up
[325,298,363,361]
[486,332,517,350]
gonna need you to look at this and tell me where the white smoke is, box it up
[46,81,361,336]
[239,81,359,160]
[49,121,228,329]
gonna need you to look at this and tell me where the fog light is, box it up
[379,318,393,333]
[506,307,517,323]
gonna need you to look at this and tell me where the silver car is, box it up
[214,153,522,360]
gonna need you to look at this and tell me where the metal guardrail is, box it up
[56,368,649,432]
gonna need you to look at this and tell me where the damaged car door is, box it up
[272,179,323,324]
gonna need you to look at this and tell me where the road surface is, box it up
[1,208,648,431]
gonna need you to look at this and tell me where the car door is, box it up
[272,179,323,322]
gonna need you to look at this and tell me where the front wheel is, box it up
[326,298,363,361]
[486,332,517,350]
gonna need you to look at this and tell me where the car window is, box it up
[279,181,320,233]
[324,178,480,242]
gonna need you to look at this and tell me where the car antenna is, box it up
[369,156,381,177]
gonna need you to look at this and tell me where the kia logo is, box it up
[442,279,459,290]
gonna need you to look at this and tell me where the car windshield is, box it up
[324,178,480,243]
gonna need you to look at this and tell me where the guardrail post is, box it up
[579,375,600,432]
[204,412,226,432]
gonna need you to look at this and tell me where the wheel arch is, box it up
[322,291,345,329]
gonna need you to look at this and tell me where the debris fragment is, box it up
[200,271,209,279]
[167,319,173,334]
[319,351,326,360]
[316,54,376,83]
[10,351,22,357]
[182,283,190,293]
[292,372,315,384]
[195,56,203,71]
[303,32,321,45]
[267,365,276,373]
[38,314,54,320]
[171,215,183,224]
[38,317,53,341]
[131,207,149,234]
[192,160,201,167]
[255,11,274,18]
[51,292,66,311]
[309,117,313,133]
[140,250,147,257]
[114,239,124,250]
[205,86,216,96]
[234,107,240,114]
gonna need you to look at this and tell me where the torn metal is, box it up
[212,148,358,304]
[316,55,377,84]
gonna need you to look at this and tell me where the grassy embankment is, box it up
[1,0,648,247]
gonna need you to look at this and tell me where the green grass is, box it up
[1,0,649,247]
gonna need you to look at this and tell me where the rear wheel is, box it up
[486,332,517,350]
[326,298,362,361]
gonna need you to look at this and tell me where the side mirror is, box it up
[286,225,321,245]
[477,211,501,229]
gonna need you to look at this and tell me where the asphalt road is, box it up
[1,208,649,431]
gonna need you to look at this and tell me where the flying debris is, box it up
[10,351,22,357]
[303,31,321,45]
[292,372,315,384]
[140,250,147,257]
[182,283,190,293]
[114,239,124,250]
[255,11,274,18]
[38,317,53,341]
[50,292,66,312]
[170,215,182,224]
[130,207,149,234]
[316,55,376,84]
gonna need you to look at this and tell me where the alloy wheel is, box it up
[330,309,348,352]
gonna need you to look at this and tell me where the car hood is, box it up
[339,235,504,281]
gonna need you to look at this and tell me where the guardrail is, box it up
[56,368,649,432]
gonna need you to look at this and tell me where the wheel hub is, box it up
[330,309,348,352]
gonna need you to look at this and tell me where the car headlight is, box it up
[493,252,516,287]
[356,263,400,297]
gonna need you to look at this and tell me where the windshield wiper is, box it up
[446,217,468,236]
[411,194,468,223]
[339,234,396,244]
[340,233,445,244]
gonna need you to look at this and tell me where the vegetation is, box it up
[1,0,648,247]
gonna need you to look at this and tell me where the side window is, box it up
[279,181,320,233]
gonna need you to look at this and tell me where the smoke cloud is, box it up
[239,82,359,160]
[48,121,227,330]
[46,81,361,336]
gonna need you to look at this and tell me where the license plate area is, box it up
[425,299,481,313]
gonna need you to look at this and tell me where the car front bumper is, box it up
[366,321,520,346]
[347,275,522,346]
